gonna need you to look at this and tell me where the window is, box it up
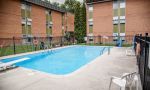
[114,9,118,16]
[113,24,118,33]
[27,25,31,34]
[26,5,31,18]
[89,6,93,11]
[120,23,125,33]
[89,25,93,33]
[22,24,26,34]
[46,26,52,35]
[88,5,93,19]
[21,4,26,9]
[21,3,32,35]
[120,8,125,16]
[113,0,126,35]
[120,0,125,8]
[113,0,125,16]
[89,12,93,19]
[26,10,31,18]
[21,9,25,18]
[46,10,52,22]
[21,4,31,18]
[113,8,125,17]
[113,0,118,9]
[46,10,53,36]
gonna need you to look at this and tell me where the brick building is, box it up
[86,0,150,43]
[0,0,74,39]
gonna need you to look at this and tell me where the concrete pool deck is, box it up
[0,47,141,90]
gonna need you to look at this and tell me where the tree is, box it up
[60,4,66,10]
[64,0,77,13]
[60,0,87,43]
[74,2,82,43]
[52,2,60,7]
[79,2,86,43]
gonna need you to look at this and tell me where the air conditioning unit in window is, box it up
[88,19,93,22]
[62,26,64,29]
[27,22,32,25]
[21,18,26,24]
[27,18,32,22]
[46,21,53,25]
[87,33,93,37]
[49,21,53,25]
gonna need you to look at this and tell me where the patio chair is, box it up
[109,72,138,90]
[126,47,135,56]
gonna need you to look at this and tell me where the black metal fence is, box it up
[0,36,75,56]
[0,35,134,57]
[135,33,150,90]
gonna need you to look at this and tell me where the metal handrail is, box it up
[100,47,106,55]
[136,37,150,44]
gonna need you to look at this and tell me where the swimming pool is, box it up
[1,46,109,75]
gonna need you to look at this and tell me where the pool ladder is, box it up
[100,47,110,55]
[100,47,106,55]
[47,48,53,54]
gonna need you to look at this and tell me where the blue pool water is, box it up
[1,46,109,75]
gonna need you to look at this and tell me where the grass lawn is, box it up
[0,45,41,56]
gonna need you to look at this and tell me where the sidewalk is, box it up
[0,47,140,90]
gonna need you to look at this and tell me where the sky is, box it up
[50,0,83,4]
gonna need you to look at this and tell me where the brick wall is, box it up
[0,0,74,38]
[31,4,46,37]
[66,12,74,32]
[0,0,21,38]
[126,0,150,36]
[93,2,113,36]
[52,11,63,37]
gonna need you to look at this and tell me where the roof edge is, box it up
[23,0,66,13]
[86,0,112,5]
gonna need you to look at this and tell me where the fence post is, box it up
[60,36,63,46]
[143,33,148,90]
[13,36,16,54]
